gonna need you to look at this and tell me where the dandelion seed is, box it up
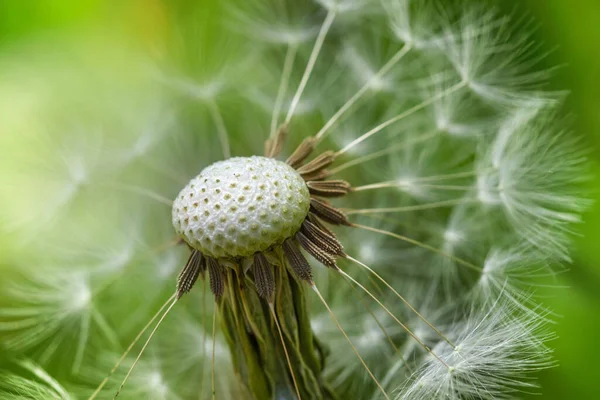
[0,360,71,400]
[398,297,554,400]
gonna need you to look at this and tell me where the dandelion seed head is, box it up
[228,0,319,45]
[442,229,462,246]
[358,242,377,264]
[0,360,71,400]
[384,0,443,48]
[249,88,318,117]
[146,371,168,397]
[399,300,553,400]
[172,156,310,258]
[396,176,426,197]
[436,7,555,105]
[342,45,394,92]
[357,326,382,348]
[310,313,329,336]
[102,246,134,272]
[476,172,501,205]
[471,245,556,307]
[235,18,317,46]
[67,277,92,313]
[117,106,174,164]
[160,75,225,102]
[477,107,588,259]
[154,250,180,280]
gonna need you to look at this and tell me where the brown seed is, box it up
[264,124,287,158]
[307,180,352,197]
[286,136,318,168]
[206,257,224,299]
[295,231,337,268]
[176,250,205,299]
[296,151,336,176]
[252,253,275,302]
[309,198,351,226]
[282,239,313,282]
[300,169,330,182]
[300,219,344,256]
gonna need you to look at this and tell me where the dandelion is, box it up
[0,1,590,400]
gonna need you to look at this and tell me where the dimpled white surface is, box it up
[172,156,310,258]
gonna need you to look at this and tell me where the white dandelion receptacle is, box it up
[172,156,311,258]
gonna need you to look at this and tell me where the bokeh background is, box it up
[0,1,598,398]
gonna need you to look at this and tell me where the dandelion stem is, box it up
[207,100,231,159]
[344,255,456,348]
[345,198,475,214]
[337,269,450,368]
[199,279,208,398]
[337,80,467,155]
[311,283,390,400]
[211,307,217,400]
[271,44,298,139]
[113,295,178,399]
[269,303,302,400]
[88,294,176,400]
[352,223,482,272]
[315,44,413,141]
[285,10,336,125]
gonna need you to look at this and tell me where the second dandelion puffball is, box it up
[172,156,310,258]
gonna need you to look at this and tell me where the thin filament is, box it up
[88,293,176,400]
[311,284,390,400]
[353,182,474,192]
[109,183,173,207]
[315,44,413,141]
[337,269,450,368]
[409,170,477,183]
[114,295,178,398]
[337,81,467,155]
[345,198,475,215]
[269,304,302,400]
[284,10,336,125]
[344,278,399,354]
[328,131,439,175]
[200,279,208,396]
[352,223,481,272]
[270,44,298,138]
[207,100,231,159]
[212,308,217,400]
[345,255,455,348]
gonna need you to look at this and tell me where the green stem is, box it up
[218,262,336,400]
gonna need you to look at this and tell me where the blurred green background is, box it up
[0,1,598,398]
